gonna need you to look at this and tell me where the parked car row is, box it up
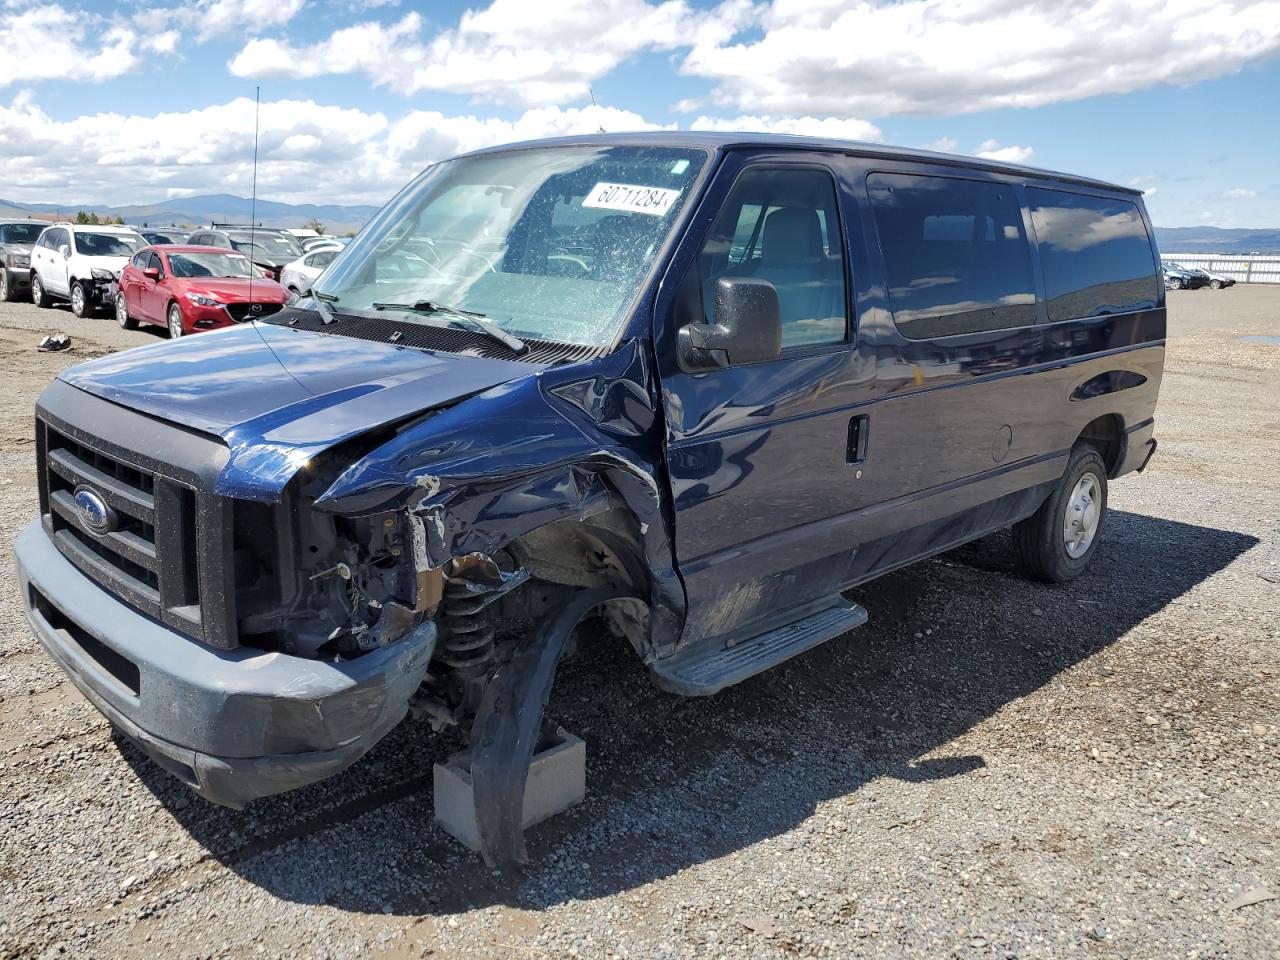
[0,217,349,335]
[1162,259,1235,290]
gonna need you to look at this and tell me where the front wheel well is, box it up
[1077,414,1124,477]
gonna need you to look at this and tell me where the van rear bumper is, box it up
[14,520,435,808]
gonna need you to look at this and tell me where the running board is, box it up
[651,597,868,696]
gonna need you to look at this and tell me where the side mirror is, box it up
[143,267,160,280]
[58,245,70,259]
[679,276,782,369]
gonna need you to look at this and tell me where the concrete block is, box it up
[432,727,586,852]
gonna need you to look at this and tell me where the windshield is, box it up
[315,145,709,347]
[228,232,302,259]
[1,224,42,244]
[168,251,253,278]
[75,232,143,257]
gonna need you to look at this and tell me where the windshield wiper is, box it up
[372,300,528,355]
[307,290,339,326]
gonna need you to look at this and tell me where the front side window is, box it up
[316,145,709,348]
[1027,188,1158,322]
[698,166,848,349]
[74,232,143,257]
[167,251,253,278]
[869,173,1036,339]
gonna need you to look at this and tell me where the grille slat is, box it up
[49,490,159,571]
[46,447,156,523]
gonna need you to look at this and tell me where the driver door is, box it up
[657,155,877,646]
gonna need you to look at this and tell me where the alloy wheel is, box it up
[168,305,183,338]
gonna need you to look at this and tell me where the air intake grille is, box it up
[226,302,284,323]
[39,423,205,642]
[261,307,607,365]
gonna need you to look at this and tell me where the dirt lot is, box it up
[0,287,1277,960]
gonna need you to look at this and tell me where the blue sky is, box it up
[2,0,1278,226]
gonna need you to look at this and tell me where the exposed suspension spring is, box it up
[438,578,497,678]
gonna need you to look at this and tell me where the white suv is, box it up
[30,222,146,317]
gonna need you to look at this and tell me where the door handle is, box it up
[847,414,869,465]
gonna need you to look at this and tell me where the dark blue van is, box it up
[15,133,1162,865]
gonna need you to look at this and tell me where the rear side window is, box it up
[868,173,1036,339]
[1027,188,1158,322]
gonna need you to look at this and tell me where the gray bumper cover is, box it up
[14,520,435,808]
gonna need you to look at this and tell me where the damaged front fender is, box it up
[314,340,686,657]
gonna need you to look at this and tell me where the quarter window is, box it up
[1026,188,1158,322]
[869,173,1036,339]
[700,167,849,349]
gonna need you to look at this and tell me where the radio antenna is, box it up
[589,86,606,133]
[248,85,260,306]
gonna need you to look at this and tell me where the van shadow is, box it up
[119,509,1257,915]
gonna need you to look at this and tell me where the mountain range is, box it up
[0,194,382,234]
[1,194,1278,253]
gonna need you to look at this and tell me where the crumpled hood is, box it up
[58,322,546,501]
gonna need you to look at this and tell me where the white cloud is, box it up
[191,0,306,40]
[1222,187,1257,199]
[0,6,139,87]
[690,114,882,141]
[681,0,1280,116]
[229,0,759,105]
[921,136,958,153]
[972,140,1034,164]
[0,94,670,206]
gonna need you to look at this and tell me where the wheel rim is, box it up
[168,306,182,338]
[71,284,84,315]
[116,296,128,327]
[32,276,42,302]
[0,272,7,298]
[1063,472,1102,559]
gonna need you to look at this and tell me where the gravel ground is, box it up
[0,288,1277,960]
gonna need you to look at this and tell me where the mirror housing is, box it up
[58,245,70,259]
[680,276,782,369]
[143,267,160,280]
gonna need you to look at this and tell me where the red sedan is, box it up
[116,245,289,338]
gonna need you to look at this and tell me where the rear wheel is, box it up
[31,273,52,308]
[116,293,137,330]
[70,280,89,318]
[167,303,184,339]
[1012,445,1109,583]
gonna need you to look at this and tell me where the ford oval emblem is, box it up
[72,485,116,536]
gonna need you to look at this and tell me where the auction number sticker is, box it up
[583,182,681,217]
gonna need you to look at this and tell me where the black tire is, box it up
[1168,276,1183,290]
[116,293,137,330]
[70,280,90,318]
[1012,445,1109,583]
[0,270,12,302]
[1210,279,1222,289]
[31,272,52,308]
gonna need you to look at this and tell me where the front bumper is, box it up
[3,266,31,291]
[14,520,436,808]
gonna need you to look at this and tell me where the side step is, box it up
[651,597,868,696]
